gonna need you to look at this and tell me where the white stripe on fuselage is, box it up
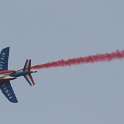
[0,74,5,78]
[1,76,14,79]
[0,72,13,79]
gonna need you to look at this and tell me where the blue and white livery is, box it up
[0,47,37,103]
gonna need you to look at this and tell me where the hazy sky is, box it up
[0,1,124,124]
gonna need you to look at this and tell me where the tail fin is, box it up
[23,59,31,71]
[23,59,35,86]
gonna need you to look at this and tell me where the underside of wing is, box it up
[0,81,18,103]
[0,47,10,71]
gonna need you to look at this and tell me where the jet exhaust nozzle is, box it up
[32,70,37,73]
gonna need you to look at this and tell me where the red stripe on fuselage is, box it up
[0,78,16,82]
[0,70,15,74]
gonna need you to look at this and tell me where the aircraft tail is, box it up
[23,59,35,86]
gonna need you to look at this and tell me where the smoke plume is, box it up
[31,50,124,70]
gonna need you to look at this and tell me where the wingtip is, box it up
[4,47,10,49]
[1,47,10,53]
[10,100,18,103]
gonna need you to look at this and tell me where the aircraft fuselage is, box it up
[0,70,37,82]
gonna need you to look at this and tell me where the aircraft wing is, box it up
[0,47,9,71]
[0,81,18,103]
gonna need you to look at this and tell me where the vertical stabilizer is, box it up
[23,59,31,71]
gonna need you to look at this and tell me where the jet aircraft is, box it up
[0,47,37,103]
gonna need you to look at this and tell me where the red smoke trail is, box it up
[31,50,124,70]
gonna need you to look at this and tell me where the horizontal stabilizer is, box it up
[24,74,35,86]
